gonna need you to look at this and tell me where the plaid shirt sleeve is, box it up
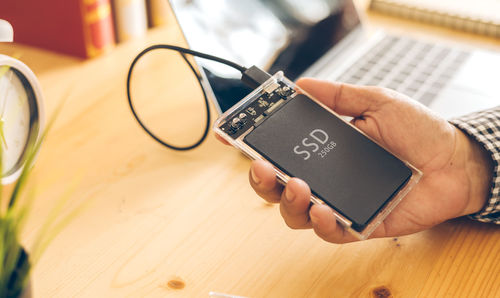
[450,106,500,224]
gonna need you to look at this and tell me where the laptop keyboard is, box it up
[336,36,470,106]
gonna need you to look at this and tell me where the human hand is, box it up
[219,78,492,243]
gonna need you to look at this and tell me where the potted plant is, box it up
[0,123,83,298]
[0,84,79,298]
[1,136,40,297]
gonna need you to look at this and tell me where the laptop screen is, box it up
[170,0,360,112]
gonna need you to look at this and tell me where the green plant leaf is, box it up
[0,97,79,297]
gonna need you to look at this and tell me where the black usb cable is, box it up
[126,44,271,151]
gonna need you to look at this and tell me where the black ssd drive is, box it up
[244,93,412,231]
[214,72,421,239]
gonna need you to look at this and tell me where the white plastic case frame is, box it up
[214,72,422,240]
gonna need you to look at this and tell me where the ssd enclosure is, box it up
[214,72,421,239]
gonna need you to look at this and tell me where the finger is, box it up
[249,160,283,203]
[279,178,312,229]
[215,133,230,146]
[296,78,390,117]
[309,204,359,243]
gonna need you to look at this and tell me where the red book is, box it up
[0,0,115,58]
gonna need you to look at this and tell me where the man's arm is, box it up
[231,78,497,243]
[451,107,500,223]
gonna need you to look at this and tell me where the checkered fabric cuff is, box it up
[450,106,500,224]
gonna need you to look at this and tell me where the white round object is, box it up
[0,20,13,42]
[0,54,45,184]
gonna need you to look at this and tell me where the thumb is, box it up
[296,78,385,117]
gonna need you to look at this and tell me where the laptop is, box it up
[169,0,500,119]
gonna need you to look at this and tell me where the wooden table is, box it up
[1,1,499,297]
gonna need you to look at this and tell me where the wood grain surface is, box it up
[1,1,499,297]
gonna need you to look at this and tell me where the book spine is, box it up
[80,0,116,58]
[112,0,148,42]
[370,0,500,38]
[147,0,171,27]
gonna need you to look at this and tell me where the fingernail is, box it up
[250,167,261,184]
[285,187,295,203]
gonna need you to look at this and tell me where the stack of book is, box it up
[370,0,500,38]
[0,0,171,59]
